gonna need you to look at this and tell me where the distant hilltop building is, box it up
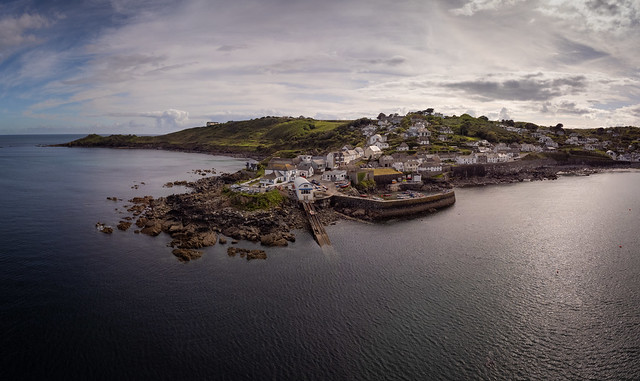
[206,121,220,127]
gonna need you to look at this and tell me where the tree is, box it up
[377,113,386,120]
[555,123,564,129]
[459,121,471,136]
[524,123,537,132]
[479,115,489,122]
[426,108,434,115]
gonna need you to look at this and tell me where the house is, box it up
[416,128,431,137]
[404,159,419,173]
[296,162,314,178]
[362,124,378,137]
[456,154,477,165]
[391,161,405,172]
[206,121,220,127]
[437,135,449,142]
[379,155,395,167]
[259,172,279,186]
[368,134,389,149]
[322,169,347,182]
[418,137,430,145]
[294,177,315,202]
[418,156,442,172]
[520,143,542,152]
[355,147,365,158]
[397,142,409,151]
[311,156,327,173]
[364,145,382,160]
[438,126,454,134]
[263,157,297,183]
[327,150,357,169]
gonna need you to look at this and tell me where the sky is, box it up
[1,0,639,134]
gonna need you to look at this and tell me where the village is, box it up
[231,111,640,202]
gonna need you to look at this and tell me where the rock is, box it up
[172,248,203,262]
[95,222,113,234]
[135,217,148,228]
[282,232,296,242]
[352,208,366,217]
[140,220,162,236]
[219,236,227,244]
[168,222,184,233]
[117,221,132,231]
[226,247,267,260]
[231,240,239,244]
[260,233,288,247]
[246,249,267,260]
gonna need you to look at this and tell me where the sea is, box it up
[1,134,639,380]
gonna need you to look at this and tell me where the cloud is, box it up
[364,56,407,66]
[443,74,588,101]
[0,13,51,57]
[541,101,592,115]
[450,0,526,16]
[498,107,511,120]
[217,44,248,52]
[141,109,190,128]
[554,37,609,64]
[538,0,640,33]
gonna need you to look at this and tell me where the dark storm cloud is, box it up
[443,75,588,102]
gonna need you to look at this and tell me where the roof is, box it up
[268,163,295,171]
[262,172,277,180]
[294,177,312,188]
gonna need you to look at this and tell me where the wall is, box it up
[330,191,456,220]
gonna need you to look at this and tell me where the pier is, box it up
[302,202,331,246]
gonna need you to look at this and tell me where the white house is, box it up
[296,162,314,178]
[294,177,314,202]
[322,170,348,182]
[364,145,382,160]
[362,124,378,136]
[404,160,419,173]
[263,158,297,184]
[456,154,477,165]
[397,142,409,151]
[368,134,389,149]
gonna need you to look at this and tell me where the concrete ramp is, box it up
[302,202,331,246]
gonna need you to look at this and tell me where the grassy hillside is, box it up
[64,116,365,157]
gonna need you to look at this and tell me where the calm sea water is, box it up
[1,135,639,380]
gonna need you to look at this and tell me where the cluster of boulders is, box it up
[191,168,216,176]
[95,222,113,234]
[109,171,315,261]
[227,247,267,260]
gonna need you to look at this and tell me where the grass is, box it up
[223,188,284,211]
[373,168,402,176]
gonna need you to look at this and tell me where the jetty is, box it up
[302,202,331,246]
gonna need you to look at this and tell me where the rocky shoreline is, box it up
[97,160,639,262]
[101,170,339,262]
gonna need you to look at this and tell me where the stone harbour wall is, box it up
[330,190,456,220]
